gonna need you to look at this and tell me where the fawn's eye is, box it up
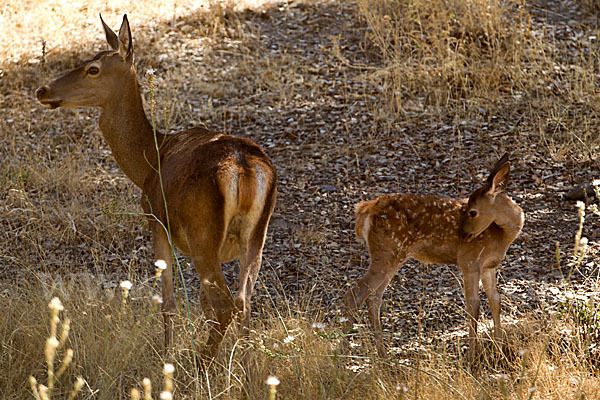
[469,210,478,218]
[88,66,100,75]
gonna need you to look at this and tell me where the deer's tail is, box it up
[237,169,257,214]
[355,200,375,243]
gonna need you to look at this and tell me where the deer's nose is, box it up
[36,86,49,99]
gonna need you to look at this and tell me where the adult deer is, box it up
[36,15,277,358]
[344,154,524,358]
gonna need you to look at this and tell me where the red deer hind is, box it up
[36,14,277,358]
[344,154,524,357]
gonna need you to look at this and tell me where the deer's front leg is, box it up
[153,222,175,353]
[481,267,503,342]
[462,269,481,354]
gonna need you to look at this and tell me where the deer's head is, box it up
[36,14,134,109]
[460,154,511,242]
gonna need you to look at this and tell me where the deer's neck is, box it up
[494,194,524,242]
[98,69,161,189]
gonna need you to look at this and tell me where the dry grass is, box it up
[354,0,600,159]
[2,0,600,398]
[3,271,600,398]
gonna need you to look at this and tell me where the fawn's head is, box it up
[460,154,511,242]
[36,14,134,110]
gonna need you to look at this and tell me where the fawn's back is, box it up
[355,191,522,269]
[356,194,468,265]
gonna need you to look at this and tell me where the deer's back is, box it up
[357,194,467,265]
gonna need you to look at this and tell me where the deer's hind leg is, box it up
[366,271,397,357]
[233,177,275,336]
[234,216,271,336]
[184,195,236,359]
[192,250,236,359]
[344,244,404,356]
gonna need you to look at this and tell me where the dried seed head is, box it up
[163,363,175,375]
[120,281,132,304]
[576,201,586,217]
[131,388,141,400]
[266,376,280,386]
[155,260,167,278]
[163,363,174,393]
[519,349,527,356]
[311,322,326,330]
[48,297,64,313]
[38,385,49,400]
[29,376,38,397]
[62,348,74,368]
[159,392,172,400]
[142,377,152,400]
[59,318,71,346]
[45,337,59,362]
[73,376,85,394]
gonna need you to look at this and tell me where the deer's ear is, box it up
[488,161,510,194]
[117,14,133,62]
[483,153,510,195]
[100,14,119,50]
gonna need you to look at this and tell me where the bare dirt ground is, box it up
[1,0,599,357]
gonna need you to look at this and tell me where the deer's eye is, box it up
[88,66,100,75]
[469,210,478,218]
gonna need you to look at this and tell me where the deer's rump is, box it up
[141,128,276,258]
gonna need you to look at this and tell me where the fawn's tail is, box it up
[355,200,375,243]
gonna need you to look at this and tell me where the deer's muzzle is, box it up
[36,86,62,109]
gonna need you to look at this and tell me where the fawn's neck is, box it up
[98,68,162,189]
[493,193,524,242]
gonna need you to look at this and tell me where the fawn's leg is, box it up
[462,270,481,354]
[344,245,403,357]
[344,244,402,322]
[366,272,396,357]
[344,265,395,327]
[481,267,502,341]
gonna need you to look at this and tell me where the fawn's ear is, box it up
[486,154,510,195]
[117,14,133,62]
[100,14,119,50]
